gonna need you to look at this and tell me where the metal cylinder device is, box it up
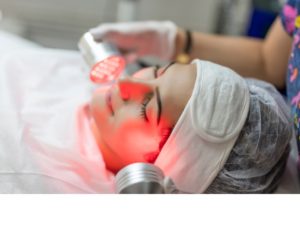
[115,163,165,194]
[78,32,125,84]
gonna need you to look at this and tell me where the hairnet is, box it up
[206,79,293,193]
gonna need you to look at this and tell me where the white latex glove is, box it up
[90,21,177,61]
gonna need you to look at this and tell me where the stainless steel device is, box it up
[78,32,125,84]
[115,163,166,194]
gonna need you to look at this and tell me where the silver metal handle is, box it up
[78,32,121,68]
[115,163,165,194]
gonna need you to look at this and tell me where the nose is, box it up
[117,77,154,102]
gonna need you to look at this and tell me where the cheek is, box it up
[110,120,160,160]
[90,95,161,162]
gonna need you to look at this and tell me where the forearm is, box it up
[176,29,265,79]
[193,33,265,77]
[175,18,292,89]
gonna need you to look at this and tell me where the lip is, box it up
[105,87,114,115]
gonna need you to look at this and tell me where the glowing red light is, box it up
[90,56,125,84]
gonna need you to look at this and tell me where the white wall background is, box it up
[0,0,250,50]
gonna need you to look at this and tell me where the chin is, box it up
[106,158,145,175]
[90,89,104,108]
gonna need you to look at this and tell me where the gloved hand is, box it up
[90,21,178,62]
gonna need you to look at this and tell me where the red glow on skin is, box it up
[118,79,153,101]
[110,115,172,171]
[90,56,125,84]
[90,96,174,173]
[116,120,158,150]
[89,75,178,173]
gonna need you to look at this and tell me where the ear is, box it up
[143,151,160,164]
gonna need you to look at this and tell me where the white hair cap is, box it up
[154,60,250,193]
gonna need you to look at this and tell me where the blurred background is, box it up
[0,0,284,50]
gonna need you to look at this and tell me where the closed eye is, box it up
[139,92,153,122]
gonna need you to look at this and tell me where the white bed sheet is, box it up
[0,30,115,193]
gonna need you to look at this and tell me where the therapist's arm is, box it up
[176,17,292,89]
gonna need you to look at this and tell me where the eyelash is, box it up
[154,65,159,78]
[139,93,153,122]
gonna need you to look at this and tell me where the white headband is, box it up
[154,60,250,193]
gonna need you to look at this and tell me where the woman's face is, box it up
[90,62,197,173]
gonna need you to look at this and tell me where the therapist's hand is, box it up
[90,21,178,62]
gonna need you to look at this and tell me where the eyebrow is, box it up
[155,87,162,125]
[161,61,176,75]
[153,61,176,78]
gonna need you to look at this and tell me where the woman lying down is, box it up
[0,32,293,193]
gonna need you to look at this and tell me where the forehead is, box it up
[158,63,196,89]
[161,63,197,121]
